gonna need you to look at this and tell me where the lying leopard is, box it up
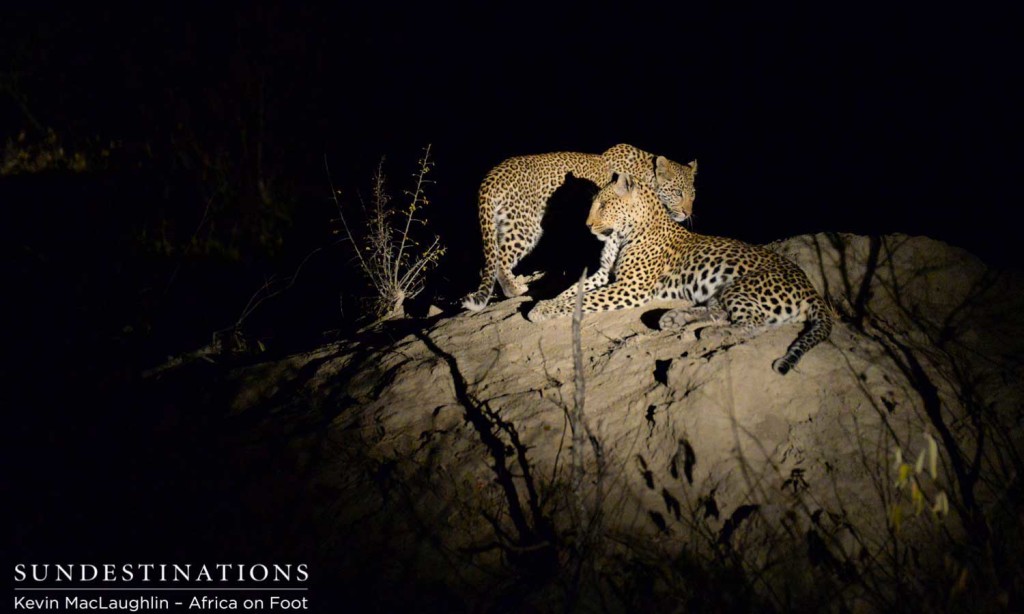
[461,144,697,311]
[528,175,833,375]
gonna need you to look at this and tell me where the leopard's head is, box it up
[653,157,697,223]
[587,174,653,239]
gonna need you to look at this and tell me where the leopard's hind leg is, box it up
[463,191,513,310]
[715,273,830,375]
[462,208,500,311]
[494,204,544,298]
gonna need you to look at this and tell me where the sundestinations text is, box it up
[14,563,309,584]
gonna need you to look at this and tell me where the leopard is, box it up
[461,143,697,311]
[527,174,833,375]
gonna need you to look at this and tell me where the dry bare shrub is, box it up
[328,145,445,323]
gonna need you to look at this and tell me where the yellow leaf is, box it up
[896,463,912,488]
[926,433,938,480]
[890,505,903,531]
[932,491,949,517]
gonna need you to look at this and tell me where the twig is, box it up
[325,154,371,279]
[394,144,432,289]
[163,189,220,297]
[571,268,587,502]
[233,246,323,327]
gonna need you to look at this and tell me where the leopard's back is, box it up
[478,152,609,220]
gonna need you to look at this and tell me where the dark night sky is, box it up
[2,4,1021,285]
[321,4,1021,270]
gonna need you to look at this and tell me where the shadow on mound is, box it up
[640,308,671,330]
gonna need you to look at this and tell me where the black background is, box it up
[3,4,1020,269]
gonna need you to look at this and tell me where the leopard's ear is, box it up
[655,156,678,183]
[613,172,633,196]
[688,159,698,175]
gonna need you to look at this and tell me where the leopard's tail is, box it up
[461,183,500,312]
[772,295,833,375]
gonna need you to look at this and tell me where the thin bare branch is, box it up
[325,154,372,279]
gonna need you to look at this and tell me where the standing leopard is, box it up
[461,144,697,311]
[528,175,833,375]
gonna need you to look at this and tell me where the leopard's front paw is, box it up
[461,291,491,312]
[518,271,545,285]
[659,308,700,330]
[527,301,556,322]
[498,273,529,298]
